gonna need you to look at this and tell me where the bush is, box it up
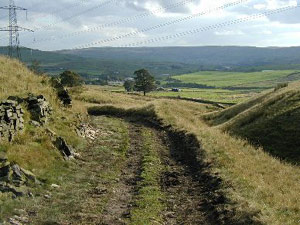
[274,83,288,91]
[60,71,83,87]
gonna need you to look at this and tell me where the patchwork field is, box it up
[98,70,300,104]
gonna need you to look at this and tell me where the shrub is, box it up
[274,83,288,91]
[60,70,83,87]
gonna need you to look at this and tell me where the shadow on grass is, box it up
[229,108,300,165]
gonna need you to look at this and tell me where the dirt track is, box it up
[94,115,256,225]
[12,115,255,225]
[100,117,230,225]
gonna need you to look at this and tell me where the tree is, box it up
[60,70,83,87]
[124,80,135,92]
[134,69,156,96]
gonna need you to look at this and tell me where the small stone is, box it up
[13,215,29,223]
[51,184,60,189]
[44,194,51,199]
[8,218,22,225]
[6,111,13,118]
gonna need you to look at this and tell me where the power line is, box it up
[0,0,33,59]
[33,0,118,32]
[0,0,89,21]
[32,0,198,43]
[30,0,90,30]
[0,0,115,43]
[120,5,299,47]
[75,0,249,49]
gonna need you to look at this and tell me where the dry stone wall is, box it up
[26,95,52,124]
[0,95,53,142]
[51,78,72,107]
[0,100,24,142]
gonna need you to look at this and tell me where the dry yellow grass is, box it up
[203,81,300,164]
[0,57,53,100]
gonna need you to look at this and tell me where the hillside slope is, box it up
[60,46,300,68]
[0,56,85,219]
[0,47,200,78]
[203,82,300,164]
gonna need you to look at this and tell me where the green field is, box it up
[95,70,300,104]
[150,70,300,103]
[150,89,255,103]
[172,70,300,88]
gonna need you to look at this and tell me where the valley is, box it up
[0,53,299,225]
[0,0,299,223]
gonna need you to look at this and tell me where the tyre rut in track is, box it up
[158,129,223,225]
[150,128,221,225]
[121,118,226,225]
[100,124,144,225]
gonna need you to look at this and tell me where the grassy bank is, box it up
[203,81,300,164]
[0,56,86,221]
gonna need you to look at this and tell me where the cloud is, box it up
[0,0,298,50]
[215,30,245,36]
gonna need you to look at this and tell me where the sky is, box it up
[0,0,299,50]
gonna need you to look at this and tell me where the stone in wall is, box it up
[25,95,52,125]
[0,100,24,142]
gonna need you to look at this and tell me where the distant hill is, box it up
[59,46,300,68]
[1,46,300,80]
[203,82,300,164]
[0,47,200,80]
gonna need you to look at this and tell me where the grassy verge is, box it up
[130,128,166,225]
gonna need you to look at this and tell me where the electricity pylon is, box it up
[0,0,33,59]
